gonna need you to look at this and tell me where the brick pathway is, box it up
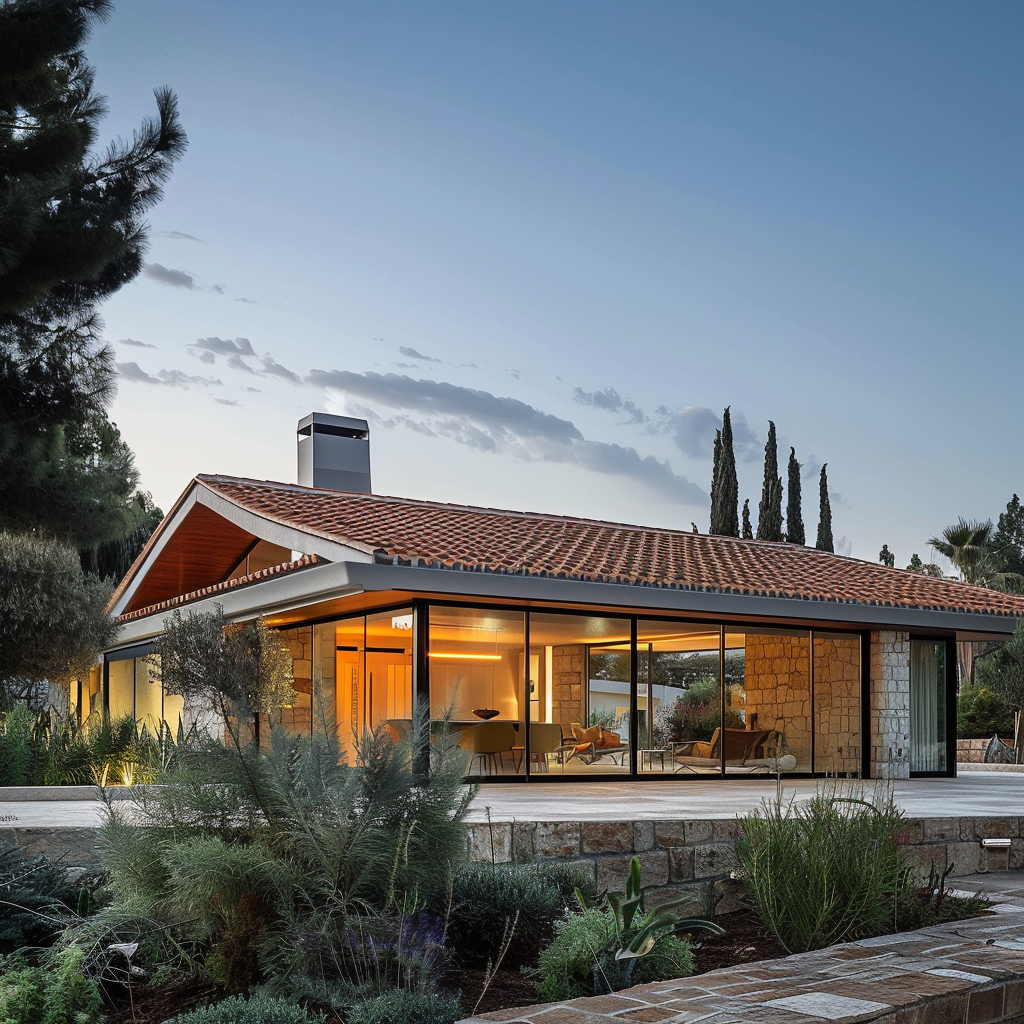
[458,876,1024,1024]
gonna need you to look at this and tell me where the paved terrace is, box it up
[1,771,1023,828]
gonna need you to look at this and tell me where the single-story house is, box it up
[93,414,1024,781]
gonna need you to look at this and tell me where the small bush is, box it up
[170,994,323,1024]
[445,862,593,967]
[536,907,693,1001]
[736,785,908,953]
[346,989,462,1024]
[0,844,83,953]
[0,946,103,1024]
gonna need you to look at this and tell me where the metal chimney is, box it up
[297,413,371,492]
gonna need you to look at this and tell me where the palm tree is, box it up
[928,518,995,585]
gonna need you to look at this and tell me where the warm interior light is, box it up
[427,652,503,661]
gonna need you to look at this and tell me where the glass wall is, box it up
[729,629,812,772]
[105,653,184,737]
[637,623,722,774]
[528,612,631,774]
[910,639,947,772]
[813,632,862,774]
[428,606,525,777]
[312,608,414,765]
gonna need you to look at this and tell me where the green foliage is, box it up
[445,862,594,967]
[170,994,323,1024]
[815,464,834,552]
[663,678,742,743]
[741,498,752,539]
[0,843,85,953]
[98,702,473,997]
[928,518,996,585]
[736,785,908,953]
[757,421,783,542]
[153,607,295,742]
[709,407,739,537]
[0,533,116,692]
[994,494,1024,580]
[0,947,103,1024]
[537,856,713,999]
[957,682,1014,739]
[786,448,804,545]
[346,989,462,1024]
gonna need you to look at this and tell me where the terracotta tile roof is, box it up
[196,475,1024,620]
[118,554,322,622]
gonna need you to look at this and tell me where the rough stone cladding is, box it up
[871,630,912,778]
[552,645,585,729]
[277,625,313,734]
[744,633,812,770]
[192,476,1024,617]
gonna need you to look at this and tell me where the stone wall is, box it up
[465,813,1024,901]
[742,633,812,770]
[812,635,861,773]
[551,645,585,730]
[870,630,911,778]
[277,625,313,734]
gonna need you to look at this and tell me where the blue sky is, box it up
[90,1,1022,568]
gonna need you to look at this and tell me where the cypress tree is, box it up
[786,448,805,544]
[756,422,784,541]
[710,407,739,537]
[815,464,834,553]
[741,499,753,539]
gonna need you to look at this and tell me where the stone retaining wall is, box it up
[466,814,1024,901]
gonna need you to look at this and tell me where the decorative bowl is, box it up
[472,708,499,720]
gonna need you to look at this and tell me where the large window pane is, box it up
[910,639,947,772]
[429,607,525,777]
[813,632,862,774]
[528,612,631,774]
[735,629,811,771]
[637,622,722,775]
[313,609,414,766]
[107,659,134,721]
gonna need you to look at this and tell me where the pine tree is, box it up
[756,421,783,541]
[742,499,753,539]
[786,448,805,544]
[815,464,834,552]
[0,0,185,542]
[710,407,739,537]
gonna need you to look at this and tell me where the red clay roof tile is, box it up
[190,476,1024,620]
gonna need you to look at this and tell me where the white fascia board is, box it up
[111,489,198,618]
[341,563,1023,637]
[109,561,365,650]
[196,488,371,563]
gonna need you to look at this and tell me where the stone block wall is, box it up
[743,633,812,770]
[466,814,1024,901]
[277,625,313,734]
[813,635,862,774]
[870,630,911,778]
[551,645,585,730]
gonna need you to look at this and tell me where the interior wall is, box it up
[551,644,586,728]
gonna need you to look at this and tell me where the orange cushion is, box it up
[597,729,622,748]
[574,725,601,745]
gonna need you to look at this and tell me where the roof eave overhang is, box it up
[341,563,1021,636]
[108,560,1021,652]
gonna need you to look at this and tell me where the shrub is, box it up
[445,862,590,966]
[0,946,103,1024]
[536,908,694,1001]
[957,683,1015,739]
[736,784,908,953]
[170,994,323,1024]
[346,989,462,1024]
[0,844,83,954]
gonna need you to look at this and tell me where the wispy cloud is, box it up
[144,263,194,289]
[573,385,645,424]
[117,362,222,388]
[657,406,760,461]
[118,338,157,349]
[307,370,706,505]
[399,345,442,363]
[154,230,202,242]
[216,397,241,406]
[192,336,257,358]
[261,356,302,384]
[236,297,258,304]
